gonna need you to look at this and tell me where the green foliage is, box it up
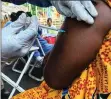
[27,4,44,16]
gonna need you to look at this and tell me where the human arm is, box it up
[44,1,111,90]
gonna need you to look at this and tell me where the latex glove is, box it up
[2,13,39,61]
[50,1,98,24]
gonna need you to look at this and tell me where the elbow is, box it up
[44,69,70,90]
[45,80,62,90]
[44,75,68,90]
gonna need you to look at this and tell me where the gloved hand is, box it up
[50,1,98,24]
[2,13,39,61]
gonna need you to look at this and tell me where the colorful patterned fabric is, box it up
[106,0,111,7]
[12,1,111,99]
[11,30,111,99]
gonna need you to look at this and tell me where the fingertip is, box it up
[87,1,98,17]
[81,1,98,18]
[93,10,98,17]
[77,17,81,21]
[16,13,27,24]
[86,17,94,24]
[80,13,94,24]
[89,6,98,17]
[19,13,27,19]
[80,11,94,24]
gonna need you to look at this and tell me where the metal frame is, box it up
[12,46,39,74]
[1,73,25,93]
[36,38,45,56]
[9,51,36,99]
[12,58,26,74]
[2,25,59,98]
[12,39,45,82]
[28,25,59,82]
[28,38,45,81]
[5,60,15,65]
[2,46,39,99]
[11,26,53,82]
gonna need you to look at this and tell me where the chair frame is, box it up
[1,25,58,98]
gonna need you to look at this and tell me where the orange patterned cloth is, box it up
[12,1,111,99]
[106,0,111,7]
[12,30,111,99]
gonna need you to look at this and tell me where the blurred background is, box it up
[1,2,65,99]
[1,2,64,28]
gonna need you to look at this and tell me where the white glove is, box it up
[50,1,98,24]
[2,13,39,61]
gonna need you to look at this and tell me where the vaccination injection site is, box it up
[1,0,111,99]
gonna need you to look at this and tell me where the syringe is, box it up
[39,25,65,33]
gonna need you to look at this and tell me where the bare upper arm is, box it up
[44,1,111,89]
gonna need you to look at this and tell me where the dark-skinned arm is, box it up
[43,1,111,90]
